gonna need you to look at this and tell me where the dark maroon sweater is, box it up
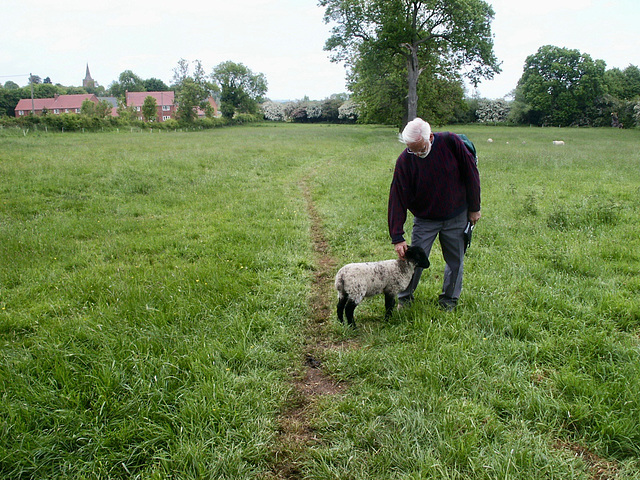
[388,132,481,244]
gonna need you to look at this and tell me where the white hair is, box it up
[399,118,431,145]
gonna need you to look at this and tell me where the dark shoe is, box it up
[438,297,457,311]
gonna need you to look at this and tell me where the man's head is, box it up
[400,117,434,158]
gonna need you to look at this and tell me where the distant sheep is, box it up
[553,140,565,145]
[487,138,494,143]
[334,246,430,327]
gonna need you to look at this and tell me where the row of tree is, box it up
[257,44,640,129]
[3,11,639,130]
[0,59,269,123]
[510,46,640,127]
[446,48,640,128]
[261,94,358,123]
[317,0,640,129]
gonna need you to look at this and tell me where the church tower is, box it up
[83,64,95,89]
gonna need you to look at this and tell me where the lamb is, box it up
[552,140,565,145]
[334,246,430,327]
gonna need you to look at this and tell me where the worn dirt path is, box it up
[268,177,353,479]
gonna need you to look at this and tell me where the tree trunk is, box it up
[405,45,420,125]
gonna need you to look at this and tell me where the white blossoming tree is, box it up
[338,100,359,122]
[306,103,322,121]
[262,101,285,121]
[476,99,511,123]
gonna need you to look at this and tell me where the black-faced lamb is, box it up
[334,246,430,327]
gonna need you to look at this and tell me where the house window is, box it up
[19,110,24,116]
[163,116,171,121]
[54,109,60,114]
[136,106,141,112]
[162,105,170,111]
[75,109,80,113]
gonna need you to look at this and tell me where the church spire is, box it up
[83,64,95,89]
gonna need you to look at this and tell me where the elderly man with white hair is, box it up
[388,117,481,311]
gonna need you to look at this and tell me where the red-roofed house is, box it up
[126,91,176,122]
[15,94,100,117]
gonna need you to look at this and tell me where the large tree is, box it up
[319,0,501,124]
[172,59,218,123]
[142,96,158,122]
[211,61,267,119]
[108,70,146,98]
[95,100,114,119]
[605,65,640,100]
[516,45,606,126]
[0,87,22,116]
[349,37,465,125]
[143,78,170,92]
[3,81,20,90]
[30,83,59,99]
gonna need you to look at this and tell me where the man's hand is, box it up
[468,211,481,225]
[394,241,408,258]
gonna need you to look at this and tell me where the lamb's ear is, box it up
[405,246,423,263]
[408,246,430,268]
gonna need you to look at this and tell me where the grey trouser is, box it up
[398,210,467,305]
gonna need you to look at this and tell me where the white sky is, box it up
[2,0,639,101]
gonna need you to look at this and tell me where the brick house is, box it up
[15,94,100,117]
[126,91,176,122]
[126,91,219,122]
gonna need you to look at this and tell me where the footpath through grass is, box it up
[1,124,639,479]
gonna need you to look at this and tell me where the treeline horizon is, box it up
[2,45,640,129]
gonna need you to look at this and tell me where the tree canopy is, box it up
[143,78,170,92]
[320,0,501,125]
[142,96,158,122]
[515,45,606,126]
[604,65,640,100]
[171,59,218,123]
[108,70,146,98]
[212,61,267,119]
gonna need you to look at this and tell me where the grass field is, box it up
[1,123,639,479]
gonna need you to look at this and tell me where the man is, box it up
[388,117,481,310]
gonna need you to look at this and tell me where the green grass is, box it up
[1,124,640,479]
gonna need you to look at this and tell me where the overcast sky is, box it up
[2,0,638,101]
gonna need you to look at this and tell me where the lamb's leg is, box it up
[384,293,396,319]
[337,295,348,323]
[345,300,357,328]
